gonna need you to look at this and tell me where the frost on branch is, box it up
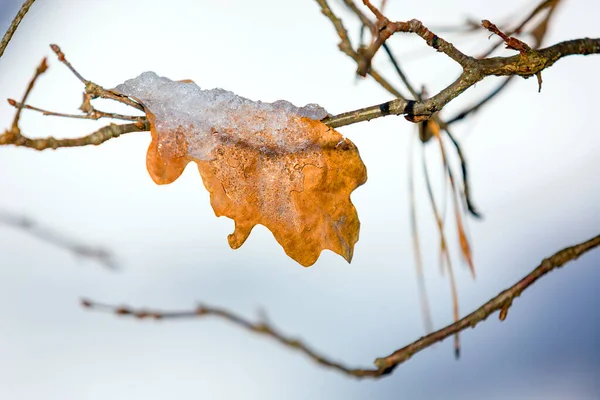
[115,72,367,266]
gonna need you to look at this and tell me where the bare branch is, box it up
[0,0,37,59]
[83,234,600,378]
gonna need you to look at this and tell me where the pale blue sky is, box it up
[0,0,599,399]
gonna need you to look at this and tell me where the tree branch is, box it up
[0,209,118,269]
[322,37,600,129]
[83,233,600,378]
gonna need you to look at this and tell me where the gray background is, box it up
[0,0,599,398]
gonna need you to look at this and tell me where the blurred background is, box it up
[0,0,599,399]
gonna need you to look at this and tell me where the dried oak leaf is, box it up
[116,72,367,266]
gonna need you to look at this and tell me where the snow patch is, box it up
[115,72,329,160]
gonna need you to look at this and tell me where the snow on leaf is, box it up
[115,72,367,266]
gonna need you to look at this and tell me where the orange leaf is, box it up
[116,73,367,266]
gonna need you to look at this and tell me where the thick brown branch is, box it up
[0,0,36,59]
[83,234,600,378]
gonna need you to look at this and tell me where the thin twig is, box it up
[7,98,145,122]
[83,233,600,378]
[0,0,37,59]
[10,57,47,132]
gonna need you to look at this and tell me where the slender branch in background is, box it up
[444,128,481,217]
[0,0,36,59]
[0,210,118,269]
[83,234,600,378]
